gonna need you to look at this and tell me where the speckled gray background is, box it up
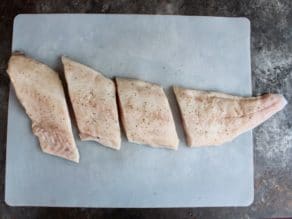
[0,0,291,218]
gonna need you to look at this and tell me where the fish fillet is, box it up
[62,57,121,149]
[116,78,179,149]
[7,53,79,162]
[173,86,287,147]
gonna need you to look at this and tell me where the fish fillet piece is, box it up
[62,57,121,149]
[7,53,79,162]
[116,77,179,149]
[173,86,287,147]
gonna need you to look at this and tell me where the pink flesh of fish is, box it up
[116,77,179,149]
[173,86,287,147]
[7,53,79,162]
[62,57,121,150]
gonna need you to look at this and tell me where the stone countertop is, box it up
[0,0,291,218]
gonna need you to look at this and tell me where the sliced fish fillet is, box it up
[7,53,79,162]
[173,86,287,147]
[62,57,121,149]
[116,77,179,149]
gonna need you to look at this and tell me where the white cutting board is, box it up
[5,14,253,207]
